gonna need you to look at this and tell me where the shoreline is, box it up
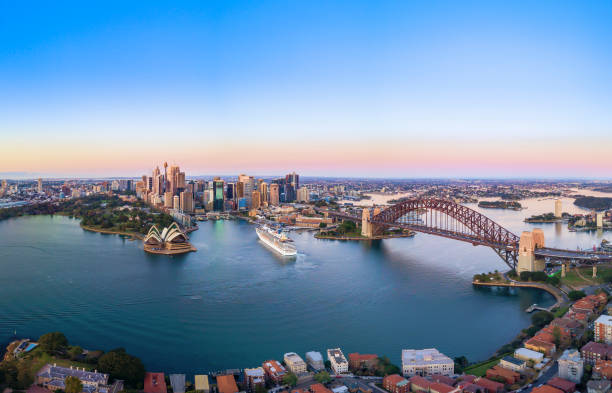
[472,280,566,309]
[315,232,415,241]
[81,224,144,240]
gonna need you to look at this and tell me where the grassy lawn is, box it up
[553,305,570,318]
[463,354,509,377]
[19,348,93,376]
[560,268,592,287]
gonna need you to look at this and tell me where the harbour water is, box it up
[0,196,607,374]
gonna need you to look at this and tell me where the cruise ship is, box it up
[256,225,298,256]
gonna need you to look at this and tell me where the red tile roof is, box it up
[547,377,576,393]
[409,376,431,390]
[217,375,239,393]
[429,382,456,393]
[532,385,564,393]
[310,383,333,393]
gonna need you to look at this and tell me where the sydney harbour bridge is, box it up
[321,197,612,271]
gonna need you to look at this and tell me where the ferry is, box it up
[256,225,298,256]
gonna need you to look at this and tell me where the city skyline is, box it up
[2,1,612,178]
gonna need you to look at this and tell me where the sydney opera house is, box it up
[143,222,196,254]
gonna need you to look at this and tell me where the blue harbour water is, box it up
[0,197,607,374]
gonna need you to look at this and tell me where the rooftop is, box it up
[501,356,525,366]
[595,315,612,326]
[327,348,348,364]
[402,348,452,365]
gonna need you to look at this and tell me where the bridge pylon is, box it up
[361,207,383,238]
[517,229,546,273]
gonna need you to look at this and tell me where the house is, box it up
[244,368,266,390]
[546,377,576,393]
[169,374,186,393]
[428,382,458,393]
[262,360,287,384]
[486,365,519,384]
[581,342,612,365]
[217,375,239,393]
[587,380,611,393]
[594,360,612,380]
[383,374,410,393]
[408,376,431,392]
[531,386,564,393]
[498,356,526,372]
[550,318,583,338]
[194,375,209,393]
[349,353,378,371]
[144,372,167,393]
[473,378,504,393]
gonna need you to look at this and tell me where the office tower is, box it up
[226,182,236,201]
[236,181,245,198]
[168,165,180,194]
[177,171,186,190]
[269,183,280,206]
[164,192,173,208]
[238,174,255,207]
[252,190,261,210]
[213,178,225,211]
[297,186,309,202]
[555,199,562,218]
[173,195,180,210]
[180,191,194,213]
[286,172,299,190]
[259,182,268,205]
[37,178,43,193]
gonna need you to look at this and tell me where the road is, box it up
[521,362,558,393]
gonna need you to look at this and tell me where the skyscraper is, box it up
[238,174,255,208]
[259,182,268,205]
[251,190,261,210]
[297,186,309,202]
[180,190,194,213]
[37,178,43,193]
[269,184,280,206]
[213,178,225,211]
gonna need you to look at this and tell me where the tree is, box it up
[39,332,69,354]
[519,271,531,281]
[546,276,560,286]
[319,222,327,229]
[569,290,586,301]
[552,326,562,347]
[65,376,83,393]
[314,371,331,384]
[282,373,297,387]
[531,311,554,329]
[255,384,268,393]
[97,348,145,388]
[69,346,83,360]
[454,356,469,374]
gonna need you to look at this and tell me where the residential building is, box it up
[581,341,612,365]
[382,374,410,393]
[269,184,280,206]
[486,365,519,384]
[297,186,309,202]
[310,383,333,393]
[36,364,111,393]
[595,315,612,344]
[473,378,504,393]
[348,353,378,371]
[587,380,611,393]
[594,359,612,380]
[401,348,454,377]
[194,375,209,393]
[532,386,564,393]
[244,368,265,391]
[525,337,556,357]
[514,347,544,363]
[144,372,167,393]
[408,376,431,393]
[546,377,576,393]
[305,351,324,371]
[284,352,307,375]
[216,375,239,393]
[499,356,526,372]
[169,374,186,393]
[262,360,286,384]
[327,348,349,374]
[550,318,583,338]
[429,382,458,393]
[430,375,455,386]
[558,349,584,383]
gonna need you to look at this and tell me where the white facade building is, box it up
[401,348,454,377]
[558,349,584,383]
[595,315,612,345]
[306,351,324,371]
[327,348,349,374]
[283,352,307,375]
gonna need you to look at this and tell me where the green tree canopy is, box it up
[314,371,331,384]
[282,373,298,387]
[65,375,83,393]
[531,311,554,329]
[569,290,586,301]
[97,348,145,388]
[39,332,69,353]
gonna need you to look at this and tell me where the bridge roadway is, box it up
[322,208,612,263]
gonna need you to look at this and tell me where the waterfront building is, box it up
[327,348,349,374]
[348,353,378,371]
[284,352,307,375]
[305,351,324,371]
[582,341,612,365]
[143,223,195,254]
[401,348,454,377]
[213,178,225,211]
[226,182,236,201]
[244,367,265,390]
[144,372,167,393]
[547,377,576,393]
[216,375,238,393]
[269,184,280,206]
[262,360,286,384]
[555,199,562,218]
[169,374,186,393]
[499,356,526,372]
[558,349,584,383]
[382,374,409,393]
[514,348,544,364]
[194,375,209,393]
[36,364,111,393]
[595,315,612,344]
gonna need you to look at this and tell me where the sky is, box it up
[1,1,611,179]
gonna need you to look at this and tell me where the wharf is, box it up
[472,280,566,312]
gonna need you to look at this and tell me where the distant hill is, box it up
[574,196,612,210]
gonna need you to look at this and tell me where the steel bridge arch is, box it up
[371,197,520,268]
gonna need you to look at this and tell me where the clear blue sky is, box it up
[1,1,611,178]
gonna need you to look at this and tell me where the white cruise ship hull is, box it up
[256,227,297,256]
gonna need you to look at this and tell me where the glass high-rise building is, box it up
[213,178,225,211]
